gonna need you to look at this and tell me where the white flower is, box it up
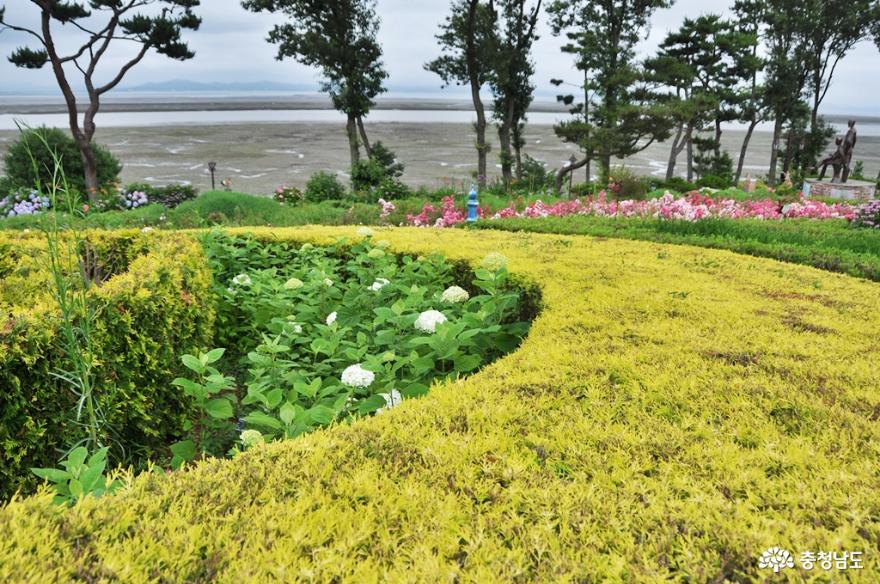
[232,274,252,286]
[141,226,154,233]
[324,278,334,287]
[376,389,403,414]
[240,429,265,448]
[357,226,374,238]
[341,363,375,388]
[368,278,390,292]
[415,309,447,333]
[284,277,304,290]
[326,311,337,326]
[481,252,508,271]
[441,285,469,303]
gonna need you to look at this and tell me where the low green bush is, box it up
[3,127,121,195]
[0,232,215,498]
[305,171,347,202]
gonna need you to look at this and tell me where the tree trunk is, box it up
[666,124,684,181]
[356,116,372,157]
[555,156,589,192]
[514,138,523,181]
[782,126,794,174]
[79,142,99,198]
[735,118,759,184]
[346,114,360,168]
[686,135,694,182]
[498,123,513,188]
[769,116,783,186]
[465,0,487,191]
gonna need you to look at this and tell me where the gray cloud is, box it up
[0,0,877,114]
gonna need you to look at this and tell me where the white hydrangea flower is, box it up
[376,389,403,414]
[141,226,154,233]
[368,248,385,259]
[481,252,508,271]
[232,274,252,286]
[240,429,265,448]
[375,239,391,250]
[326,311,337,326]
[441,285,469,303]
[341,363,375,388]
[368,278,390,292]
[357,226,374,238]
[415,309,447,333]
[284,277,304,290]
[324,278,334,287]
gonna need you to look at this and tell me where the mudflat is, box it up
[1,119,878,194]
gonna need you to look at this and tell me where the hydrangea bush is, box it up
[0,188,51,217]
[171,231,531,461]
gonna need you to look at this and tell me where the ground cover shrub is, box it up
[0,231,215,499]
[3,127,121,195]
[1,226,878,580]
[166,230,531,464]
[305,171,347,202]
[482,214,880,281]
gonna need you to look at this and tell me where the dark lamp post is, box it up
[208,161,217,190]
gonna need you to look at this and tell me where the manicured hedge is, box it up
[481,215,880,282]
[0,231,215,498]
[1,227,879,581]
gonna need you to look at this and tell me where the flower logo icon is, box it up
[759,547,795,573]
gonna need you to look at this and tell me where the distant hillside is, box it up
[121,79,315,92]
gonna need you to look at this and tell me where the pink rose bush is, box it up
[398,190,864,228]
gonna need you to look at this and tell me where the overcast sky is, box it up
[1,0,878,114]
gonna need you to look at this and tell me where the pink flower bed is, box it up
[401,191,860,228]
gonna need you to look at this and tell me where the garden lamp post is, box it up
[208,161,217,190]
[467,185,479,223]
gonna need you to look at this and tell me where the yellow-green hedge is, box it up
[2,226,879,582]
[0,231,215,498]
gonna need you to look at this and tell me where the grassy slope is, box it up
[1,227,878,581]
[481,215,880,282]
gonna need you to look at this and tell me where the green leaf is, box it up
[357,394,387,415]
[400,383,429,399]
[454,354,482,373]
[205,398,234,419]
[181,354,203,373]
[68,479,84,499]
[31,467,70,484]
[204,348,226,364]
[265,388,284,409]
[307,405,336,425]
[245,411,283,430]
[172,377,202,397]
[64,447,88,474]
[79,461,107,492]
[279,402,296,426]
[170,440,196,461]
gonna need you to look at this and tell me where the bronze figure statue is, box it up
[816,120,857,183]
